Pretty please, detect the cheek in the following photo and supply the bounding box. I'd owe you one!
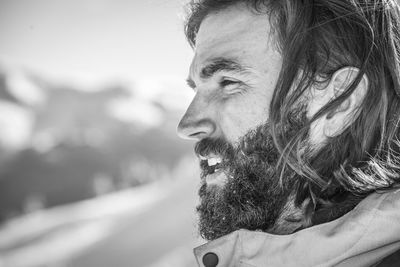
[218,96,270,142]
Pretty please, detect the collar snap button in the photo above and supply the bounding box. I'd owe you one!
[202,252,219,267]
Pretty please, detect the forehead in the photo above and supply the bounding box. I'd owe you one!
[191,4,276,74]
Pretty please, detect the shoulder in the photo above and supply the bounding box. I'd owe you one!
[355,188,400,220]
[193,189,400,267]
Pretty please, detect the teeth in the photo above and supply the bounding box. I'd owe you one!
[208,158,217,166]
[207,157,222,166]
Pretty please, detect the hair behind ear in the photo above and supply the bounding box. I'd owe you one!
[331,67,368,101]
[305,67,369,145]
[321,67,369,138]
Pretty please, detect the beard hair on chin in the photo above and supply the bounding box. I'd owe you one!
[196,106,309,241]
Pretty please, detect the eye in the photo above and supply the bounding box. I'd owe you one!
[219,79,241,88]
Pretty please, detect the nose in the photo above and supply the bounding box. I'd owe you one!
[177,94,216,141]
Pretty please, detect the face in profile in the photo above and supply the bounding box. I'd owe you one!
[178,5,310,240]
[177,0,399,242]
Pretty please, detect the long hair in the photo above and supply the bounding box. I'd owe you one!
[184,0,400,216]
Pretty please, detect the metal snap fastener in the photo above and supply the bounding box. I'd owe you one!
[202,252,219,267]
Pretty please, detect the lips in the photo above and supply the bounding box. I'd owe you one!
[198,154,229,187]
[198,154,224,176]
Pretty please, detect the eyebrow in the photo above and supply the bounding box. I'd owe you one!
[186,58,250,89]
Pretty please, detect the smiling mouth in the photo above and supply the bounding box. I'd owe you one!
[199,154,222,174]
[199,155,228,186]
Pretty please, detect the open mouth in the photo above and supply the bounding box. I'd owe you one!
[198,154,229,187]
[199,155,223,176]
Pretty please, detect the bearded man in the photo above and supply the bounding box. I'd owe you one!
[177,0,400,266]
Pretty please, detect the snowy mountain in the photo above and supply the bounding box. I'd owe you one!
[0,68,194,222]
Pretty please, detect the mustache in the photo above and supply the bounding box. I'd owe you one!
[194,137,234,159]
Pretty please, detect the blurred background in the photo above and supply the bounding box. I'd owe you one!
[0,0,202,266]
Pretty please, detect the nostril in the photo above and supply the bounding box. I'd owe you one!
[177,119,216,140]
[189,131,208,139]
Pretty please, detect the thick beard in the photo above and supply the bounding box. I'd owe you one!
[195,106,308,241]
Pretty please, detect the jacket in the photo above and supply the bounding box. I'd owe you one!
[194,189,400,267]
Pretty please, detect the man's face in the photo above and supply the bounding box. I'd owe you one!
[178,4,283,185]
[178,4,306,240]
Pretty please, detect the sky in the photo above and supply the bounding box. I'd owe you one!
[0,0,194,87]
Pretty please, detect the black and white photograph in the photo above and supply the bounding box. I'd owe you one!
[1,0,400,266]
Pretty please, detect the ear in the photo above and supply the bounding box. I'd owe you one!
[322,67,368,138]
